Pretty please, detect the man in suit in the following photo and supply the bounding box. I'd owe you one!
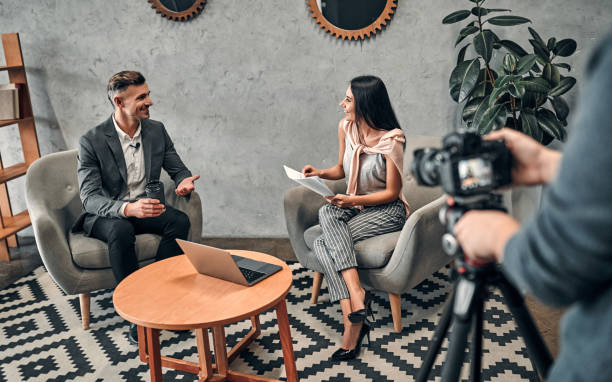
[74,71,199,342]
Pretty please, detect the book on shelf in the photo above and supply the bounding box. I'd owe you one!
[0,83,23,120]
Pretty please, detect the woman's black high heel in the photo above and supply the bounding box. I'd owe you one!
[348,290,375,323]
[331,322,371,361]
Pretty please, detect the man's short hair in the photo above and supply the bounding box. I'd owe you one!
[107,71,146,106]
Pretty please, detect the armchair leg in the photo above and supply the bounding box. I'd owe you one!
[79,293,91,330]
[389,293,402,333]
[311,271,323,304]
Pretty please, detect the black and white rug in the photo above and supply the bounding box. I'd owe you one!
[0,263,538,381]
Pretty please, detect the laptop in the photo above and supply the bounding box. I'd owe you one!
[176,239,282,286]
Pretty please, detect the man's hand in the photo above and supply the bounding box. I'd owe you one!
[453,209,520,263]
[325,194,354,208]
[175,174,200,196]
[486,128,561,186]
[125,198,165,218]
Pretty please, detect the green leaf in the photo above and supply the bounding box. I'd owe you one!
[493,74,513,88]
[528,27,547,50]
[499,40,528,57]
[455,25,479,46]
[476,104,506,135]
[473,95,492,127]
[519,77,551,93]
[462,97,484,122]
[449,59,481,103]
[470,69,495,98]
[547,37,556,51]
[550,96,569,121]
[503,53,518,73]
[509,83,526,99]
[554,63,572,71]
[536,109,565,141]
[450,84,461,102]
[544,63,561,86]
[529,39,550,60]
[520,109,538,138]
[486,8,511,13]
[473,30,495,64]
[553,39,577,57]
[457,44,469,64]
[488,83,509,106]
[516,54,537,75]
[487,15,531,26]
[443,10,471,24]
[548,76,576,97]
[471,7,488,16]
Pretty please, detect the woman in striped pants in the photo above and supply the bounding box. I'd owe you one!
[302,75,408,361]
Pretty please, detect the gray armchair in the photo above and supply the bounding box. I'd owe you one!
[25,149,202,329]
[283,136,450,332]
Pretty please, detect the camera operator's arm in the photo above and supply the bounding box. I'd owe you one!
[486,128,561,186]
[302,120,346,180]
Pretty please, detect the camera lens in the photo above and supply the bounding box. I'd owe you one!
[411,148,441,187]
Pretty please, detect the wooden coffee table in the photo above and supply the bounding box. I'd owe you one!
[112,250,297,381]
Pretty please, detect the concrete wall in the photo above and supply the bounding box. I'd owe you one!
[1,1,610,237]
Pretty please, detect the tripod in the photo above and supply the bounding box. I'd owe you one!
[415,196,554,382]
[415,257,553,381]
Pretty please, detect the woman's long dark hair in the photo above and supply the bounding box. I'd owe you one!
[350,75,401,131]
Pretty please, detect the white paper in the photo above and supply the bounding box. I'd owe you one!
[283,165,335,197]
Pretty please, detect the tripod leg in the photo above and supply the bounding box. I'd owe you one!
[497,274,553,380]
[415,289,456,382]
[469,293,484,382]
[441,277,479,382]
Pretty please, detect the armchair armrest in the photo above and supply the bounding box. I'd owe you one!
[362,195,451,294]
[162,177,203,243]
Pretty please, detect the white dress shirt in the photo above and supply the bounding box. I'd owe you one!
[113,115,146,217]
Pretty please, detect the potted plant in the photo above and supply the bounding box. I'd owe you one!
[443,0,577,144]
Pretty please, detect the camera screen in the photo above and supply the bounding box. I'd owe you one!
[458,157,493,191]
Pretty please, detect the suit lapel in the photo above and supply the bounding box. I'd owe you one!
[141,118,153,181]
[103,116,128,186]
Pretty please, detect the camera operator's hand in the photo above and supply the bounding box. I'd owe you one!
[124,198,165,218]
[485,128,561,186]
[453,210,520,263]
[325,194,354,208]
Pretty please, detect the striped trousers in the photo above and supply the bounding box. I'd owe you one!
[313,199,407,302]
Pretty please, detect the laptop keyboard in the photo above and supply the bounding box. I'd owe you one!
[238,267,266,283]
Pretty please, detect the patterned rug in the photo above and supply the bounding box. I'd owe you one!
[0,263,538,381]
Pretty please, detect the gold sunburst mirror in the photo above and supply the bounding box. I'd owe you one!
[306,0,397,41]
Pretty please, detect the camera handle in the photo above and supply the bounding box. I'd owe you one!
[415,196,553,382]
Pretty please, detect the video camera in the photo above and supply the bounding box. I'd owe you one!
[411,130,512,197]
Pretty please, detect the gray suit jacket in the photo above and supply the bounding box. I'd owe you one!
[73,115,192,235]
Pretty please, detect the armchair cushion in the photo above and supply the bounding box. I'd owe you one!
[69,233,159,269]
[304,225,400,269]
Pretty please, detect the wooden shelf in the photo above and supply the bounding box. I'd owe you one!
[0,162,28,183]
[0,65,24,71]
[0,210,30,239]
[0,116,33,128]
[0,33,40,261]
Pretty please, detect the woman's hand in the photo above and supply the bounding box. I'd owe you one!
[325,194,354,208]
[302,165,322,178]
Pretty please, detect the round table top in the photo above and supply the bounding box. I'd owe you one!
[112,250,293,330]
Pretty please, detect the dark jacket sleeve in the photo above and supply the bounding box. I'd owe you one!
[77,134,124,218]
[160,124,192,188]
[502,36,612,307]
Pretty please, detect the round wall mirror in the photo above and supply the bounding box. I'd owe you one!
[148,0,207,21]
[306,0,397,40]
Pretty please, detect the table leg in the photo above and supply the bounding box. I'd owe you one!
[275,299,298,382]
[212,326,228,378]
[137,325,147,362]
[196,328,213,381]
[146,327,163,381]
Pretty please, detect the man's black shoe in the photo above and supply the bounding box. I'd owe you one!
[128,323,138,345]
